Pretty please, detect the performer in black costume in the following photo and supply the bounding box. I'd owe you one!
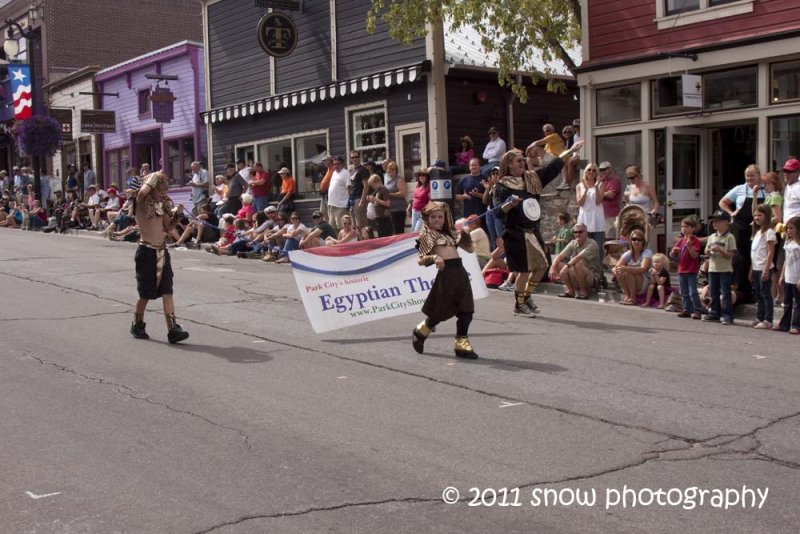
[494,140,585,315]
[412,201,478,359]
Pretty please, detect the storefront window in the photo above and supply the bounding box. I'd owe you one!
[108,151,119,188]
[596,133,642,174]
[105,147,129,189]
[704,66,757,110]
[652,77,693,117]
[771,60,800,104]
[596,83,641,125]
[770,116,800,171]
[167,137,195,186]
[252,130,329,198]
[349,105,387,163]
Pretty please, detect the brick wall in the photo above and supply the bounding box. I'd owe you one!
[45,0,202,82]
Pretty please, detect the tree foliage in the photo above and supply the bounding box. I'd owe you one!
[367,0,581,103]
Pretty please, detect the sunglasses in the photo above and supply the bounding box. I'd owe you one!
[291,216,299,220]
[574,230,586,234]
[586,169,597,173]
[630,238,643,242]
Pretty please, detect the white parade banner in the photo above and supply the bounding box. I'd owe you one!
[288,234,488,333]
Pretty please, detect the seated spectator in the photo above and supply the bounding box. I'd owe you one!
[261,213,290,261]
[613,228,653,305]
[549,223,603,299]
[300,210,338,249]
[104,189,136,238]
[325,214,358,246]
[0,200,23,228]
[276,167,296,214]
[642,252,672,309]
[210,218,248,255]
[22,199,47,229]
[236,193,255,225]
[274,211,309,263]
[482,239,512,289]
[174,203,219,248]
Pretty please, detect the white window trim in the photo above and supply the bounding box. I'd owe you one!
[655,0,753,30]
[344,101,388,161]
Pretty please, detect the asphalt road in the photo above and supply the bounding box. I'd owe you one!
[1,230,798,534]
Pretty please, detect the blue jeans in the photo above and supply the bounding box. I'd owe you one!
[280,237,300,257]
[486,209,504,250]
[678,273,703,314]
[778,283,800,331]
[411,210,423,232]
[708,271,733,321]
[252,195,268,213]
[751,271,773,323]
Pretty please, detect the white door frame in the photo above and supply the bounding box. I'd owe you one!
[395,122,428,186]
[665,126,709,237]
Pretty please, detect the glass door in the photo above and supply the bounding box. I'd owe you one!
[665,127,708,240]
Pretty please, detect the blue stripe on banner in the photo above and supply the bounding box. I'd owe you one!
[290,247,418,276]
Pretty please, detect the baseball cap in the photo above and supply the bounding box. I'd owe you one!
[87,184,97,190]
[278,167,290,174]
[710,210,731,222]
[782,158,800,172]
[598,161,612,170]
[107,187,117,195]
[488,127,498,134]
[572,119,580,127]
[333,155,345,163]
[312,210,322,218]
[265,206,277,214]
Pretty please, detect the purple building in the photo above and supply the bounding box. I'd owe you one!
[95,41,206,191]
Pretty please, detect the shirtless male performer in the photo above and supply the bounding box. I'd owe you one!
[130,171,190,343]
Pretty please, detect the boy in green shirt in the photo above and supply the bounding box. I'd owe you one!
[703,210,737,325]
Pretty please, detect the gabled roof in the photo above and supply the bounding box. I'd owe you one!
[95,40,203,80]
[443,19,579,77]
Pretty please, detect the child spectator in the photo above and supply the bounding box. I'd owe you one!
[546,212,573,257]
[366,174,392,238]
[642,253,671,308]
[750,204,776,328]
[670,217,704,319]
[703,211,737,325]
[775,216,800,334]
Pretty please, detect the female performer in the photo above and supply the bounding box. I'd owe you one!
[412,202,478,359]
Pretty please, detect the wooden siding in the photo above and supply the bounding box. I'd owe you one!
[207,0,426,109]
[209,81,428,173]
[99,51,204,151]
[587,0,800,65]
[207,0,272,108]
[444,75,579,163]
[49,76,99,181]
[335,1,425,80]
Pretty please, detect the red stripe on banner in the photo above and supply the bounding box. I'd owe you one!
[304,232,419,257]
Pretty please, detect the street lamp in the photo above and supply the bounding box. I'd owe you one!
[4,7,43,201]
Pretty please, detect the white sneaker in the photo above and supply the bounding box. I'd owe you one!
[497,281,514,292]
[754,321,772,329]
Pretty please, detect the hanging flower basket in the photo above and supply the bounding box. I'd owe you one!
[13,115,64,157]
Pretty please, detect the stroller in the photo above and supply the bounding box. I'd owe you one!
[604,204,650,268]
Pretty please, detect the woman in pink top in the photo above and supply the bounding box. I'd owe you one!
[449,136,474,174]
[409,168,431,232]
[235,193,255,225]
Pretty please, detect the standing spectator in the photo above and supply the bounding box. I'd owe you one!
[481,127,506,175]
[718,164,766,302]
[318,155,334,221]
[189,161,209,215]
[449,135,474,175]
[0,170,7,193]
[558,124,580,190]
[82,162,96,189]
[251,162,271,212]
[224,163,247,215]
[624,165,660,251]
[703,211,737,325]
[754,171,783,227]
[456,158,486,219]
[750,204,776,328]
[775,216,800,333]
[348,150,370,233]
[409,168,431,232]
[327,156,351,230]
[782,158,800,223]
[598,161,622,235]
[276,167,296,214]
[481,166,503,250]
[66,165,79,194]
[383,159,408,234]
[236,159,250,181]
[126,166,138,189]
[572,119,582,143]
[366,174,392,238]
[670,217,704,319]
[576,163,606,255]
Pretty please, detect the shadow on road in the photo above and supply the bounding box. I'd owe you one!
[170,342,276,364]
[423,351,568,374]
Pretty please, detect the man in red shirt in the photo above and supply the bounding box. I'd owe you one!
[251,162,271,212]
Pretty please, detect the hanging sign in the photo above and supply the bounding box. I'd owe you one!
[257,13,298,58]
[682,74,702,108]
[81,110,116,133]
[50,108,74,141]
[9,64,33,119]
[150,86,176,123]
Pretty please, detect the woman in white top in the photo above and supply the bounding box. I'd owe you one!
[775,216,800,333]
[576,163,606,255]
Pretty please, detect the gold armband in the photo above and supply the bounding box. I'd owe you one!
[418,255,438,266]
